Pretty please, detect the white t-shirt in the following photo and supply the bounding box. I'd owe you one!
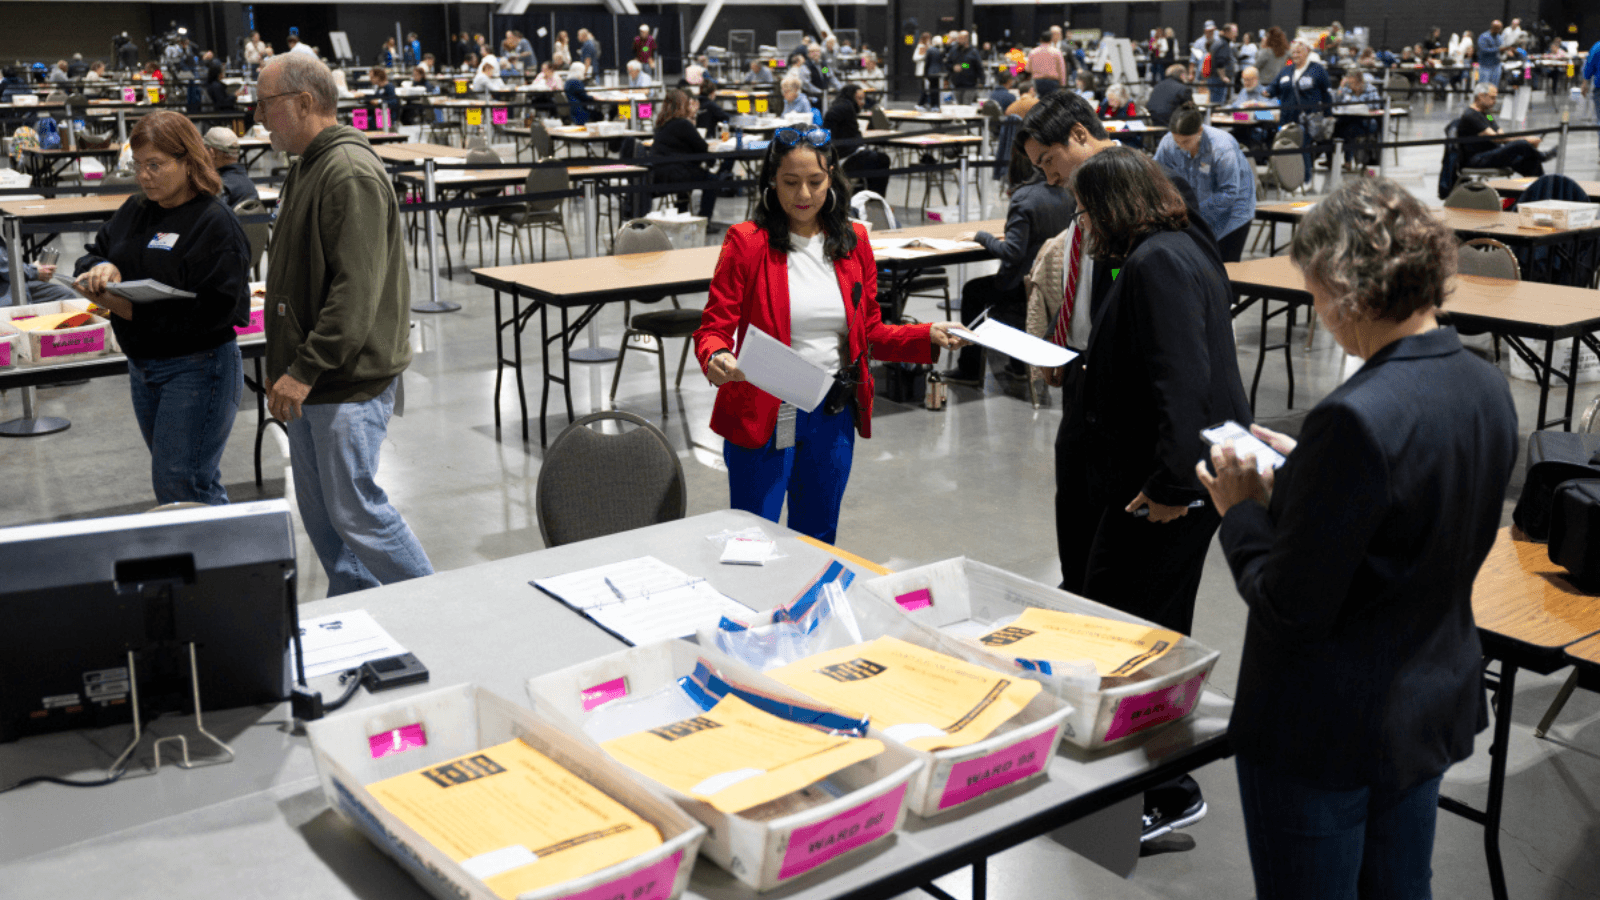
[291,42,318,58]
[786,231,848,374]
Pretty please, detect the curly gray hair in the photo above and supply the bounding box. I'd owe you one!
[1289,177,1458,323]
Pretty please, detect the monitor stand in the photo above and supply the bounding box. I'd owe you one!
[107,643,236,781]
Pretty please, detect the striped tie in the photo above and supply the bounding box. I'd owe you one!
[1052,224,1084,348]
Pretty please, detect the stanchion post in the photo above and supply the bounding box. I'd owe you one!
[115,109,127,146]
[957,156,969,223]
[584,179,599,259]
[570,178,618,369]
[6,216,26,306]
[412,159,460,313]
[1556,120,1569,176]
[1327,138,1344,192]
[1378,96,1391,179]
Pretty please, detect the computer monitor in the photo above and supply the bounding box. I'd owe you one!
[0,500,298,744]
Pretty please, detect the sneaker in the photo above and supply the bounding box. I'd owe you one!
[1141,795,1208,843]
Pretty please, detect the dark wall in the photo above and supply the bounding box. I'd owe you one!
[0,2,148,65]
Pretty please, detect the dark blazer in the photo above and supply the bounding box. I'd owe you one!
[975,178,1073,292]
[650,116,709,184]
[1146,76,1194,126]
[822,96,861,140]
[1220,326,1517,791]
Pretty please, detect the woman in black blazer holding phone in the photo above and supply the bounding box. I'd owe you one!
[1198,177,1518,900]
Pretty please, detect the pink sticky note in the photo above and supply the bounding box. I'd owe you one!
[581,676,629,711]
[351,108,369,130]
[556,851,681,900]
[38,330,104,358]
[0,342,11,367]
[121,86,137,103]
[368,723,427,759]
[491,107,508,125]
[895,588,932,611]
[778,782,906,880]
[1420,72,1430,84]
[639,103,653,120]
[937,727,1056,809]
[1233,111,1249,121]
[1103,670,1208,742]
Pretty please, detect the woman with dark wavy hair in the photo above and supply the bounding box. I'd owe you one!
[692,127,962,542]
[1198,177,1518,899]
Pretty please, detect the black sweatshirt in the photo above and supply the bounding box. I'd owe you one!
[76,193,250,360]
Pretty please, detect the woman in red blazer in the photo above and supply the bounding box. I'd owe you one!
[694,127,961,543]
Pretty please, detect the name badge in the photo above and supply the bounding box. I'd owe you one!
[1298,76,1313,89]
[147,232,180,250]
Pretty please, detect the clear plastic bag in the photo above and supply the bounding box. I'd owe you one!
[712,581,863,671]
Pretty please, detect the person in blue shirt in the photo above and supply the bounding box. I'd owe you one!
[780,76,811,116]
[988,71,1017,111]
[1585,40,1600,154]
[1477,22,1504,88]
[1331,69,1382,169]
[1154,105,1256,263]
[563,62,597,126]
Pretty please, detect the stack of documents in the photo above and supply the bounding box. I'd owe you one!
[950,319,1077,368]
[735,326,832,412]
[869,237,982,260]
[367,739,663,898]
[533,557,756,646]
[970,609,1182,679]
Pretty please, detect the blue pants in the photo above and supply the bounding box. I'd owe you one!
[1237,756,1444,900]
[287,379,434,596]
[723,405,854,544]
[1207,79,1230,105]
[128,342,242,506]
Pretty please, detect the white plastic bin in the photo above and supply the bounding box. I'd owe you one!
[528,640,923,892]
[700,591,1075,818]
[857,558,1220,751]
[306,684,705,900]
[0,299,116,362]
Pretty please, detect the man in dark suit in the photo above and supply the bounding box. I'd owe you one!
[1147,63,1195,126]
[1020,89,1238,842]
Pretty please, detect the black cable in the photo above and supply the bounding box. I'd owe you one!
[0,768,127,794]
[321,669,364,713]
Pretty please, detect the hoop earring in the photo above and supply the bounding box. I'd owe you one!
[760,188,774,212]
[823,189,837,213]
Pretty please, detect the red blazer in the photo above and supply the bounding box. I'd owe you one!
[694,221,935,449]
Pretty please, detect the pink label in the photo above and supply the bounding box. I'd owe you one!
[122,87,138,103]
[38,329,104,358]
[1103,670,1209,742]
[368,723,427,759]
[556,850,681,900]
[491,107,509,125]
[638,103,653,120]
[895,588,932,611]
[1420,72,1429,84]
[234,307,265,336]
[581,676,629,711]
[0,341,10,367]
[778,782,906,880]
[937,727,1056,809]
[1233,111,1249,120]
[351,108,370,130]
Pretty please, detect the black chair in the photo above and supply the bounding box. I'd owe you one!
[536,410,686,547]
[608,220,702,416]
[495,166,573,264]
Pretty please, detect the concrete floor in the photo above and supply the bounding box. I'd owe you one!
[3,88,1599,898]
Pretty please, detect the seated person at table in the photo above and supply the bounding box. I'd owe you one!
[1006,79,1039,118]
[988,71,1017,112]
[1155,104,1256,263]
[564,62,597,125]
[460,52,478,74]
[1147,63,1195,126]
[1072,71,1097,104]
[203,127,258,207]
[48,60,69,83]
[404,65,442,125]
[1231,66,1277,106]
[530,61,561,91]
[743,59,774,85]
[780,75,812,117]
[471,60,505,93]
[1097,82,1138,119]
[825,85,889,196]
[1458,82,1554,177]
[367,65,400,121]
[859,54,887,94]
[695,80,730,134]
[650,89,719,219]
[0,244,78,303]
[1332,69,1382,168]
[626,60,653,89]
[84,61,107,84]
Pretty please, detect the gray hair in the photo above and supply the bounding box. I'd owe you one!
[781,75,802,91]
[1289,177,1458,323]
[1106,83,1129,103]
[261,53,337,115]
[1473,81,1498,98]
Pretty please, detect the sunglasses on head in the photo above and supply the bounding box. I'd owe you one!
[773,126,831,148]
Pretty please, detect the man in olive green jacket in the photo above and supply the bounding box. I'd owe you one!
[258,52,432,595]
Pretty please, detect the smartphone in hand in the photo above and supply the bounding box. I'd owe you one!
[1201,421,1287,474]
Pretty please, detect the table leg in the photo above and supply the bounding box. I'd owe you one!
[1250,294,1270,411]
[0,385,72,436]
[493,289,505,435]
[1564,337,1580,431]
[6,215,26,307]
[561,305,575,424]
[1437,660,1514,900]
[1538,338,1554,431]
[539,302,552,447]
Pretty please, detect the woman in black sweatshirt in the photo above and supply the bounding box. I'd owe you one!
[75,110,250,506]
[650,88,718,218]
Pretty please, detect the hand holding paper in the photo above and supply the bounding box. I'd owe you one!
[949,319,1078,368]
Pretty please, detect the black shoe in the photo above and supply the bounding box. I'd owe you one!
[1001,374,1033,401]
[1141,779,1207,842]
[1539,147,1559,162]
[937,369,981,387]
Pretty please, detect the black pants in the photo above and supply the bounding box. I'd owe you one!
[953,275,1026,379]
[842,148,890,197]
[1218,223,1250,264]
[922,76,942,107]
[1468,142,1545,178]
[1055,425,1219,636]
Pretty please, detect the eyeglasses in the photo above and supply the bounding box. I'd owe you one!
[134,155,182,176]
[774,126,831,149]
[255,90,306,107]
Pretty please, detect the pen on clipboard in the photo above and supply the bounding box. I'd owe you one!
[603,576,628,601]
[1133,500,1207,518]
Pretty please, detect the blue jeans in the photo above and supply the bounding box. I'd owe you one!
[286,379,433,596]
[1207,79,1230,105]
[1236,756,1443,900]
[127,342,242,506]
[723,405,854,544]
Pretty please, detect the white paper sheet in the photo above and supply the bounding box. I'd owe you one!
[103,279,197,303]
[736,326,833,412]
[533,556,700,610]
[532,556,756,645]
[950,319,1079,368]
[292,610,408,680]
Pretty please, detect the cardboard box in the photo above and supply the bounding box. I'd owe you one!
[857,558,1220,751]
[701,591,1075,818]
[528,640,923,892]
[0,299,115,363]
[1518,199,1598,230]
[306,684,705,900]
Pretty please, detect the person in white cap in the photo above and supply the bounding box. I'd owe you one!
[203,127,258,207]
[1192,21,1217,64]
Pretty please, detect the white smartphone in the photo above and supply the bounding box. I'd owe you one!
[1201,421,1287,474]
